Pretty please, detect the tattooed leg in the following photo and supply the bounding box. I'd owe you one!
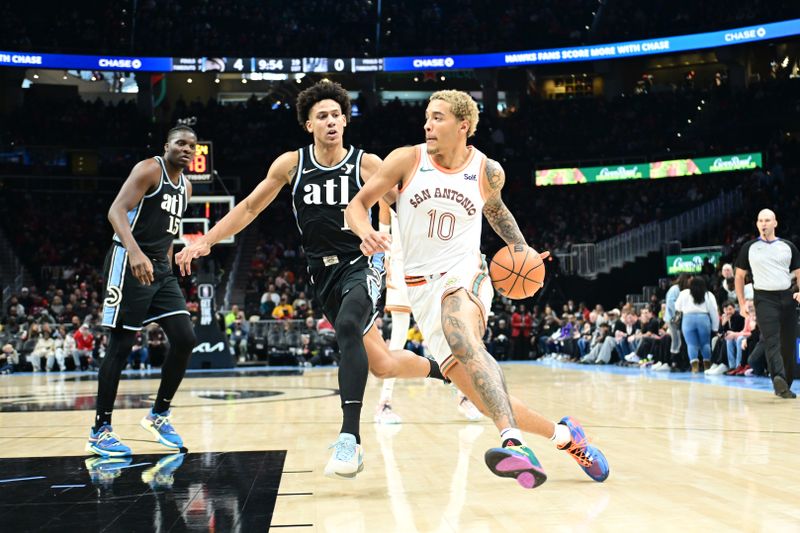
[442,289,516,430]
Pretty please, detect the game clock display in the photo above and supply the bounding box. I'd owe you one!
[185,141,213,183]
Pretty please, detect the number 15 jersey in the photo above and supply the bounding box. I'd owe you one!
[396,144,487,276]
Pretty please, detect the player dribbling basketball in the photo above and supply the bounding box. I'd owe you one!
[347,90,610,488]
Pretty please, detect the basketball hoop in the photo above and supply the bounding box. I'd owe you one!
[181,232,205,247]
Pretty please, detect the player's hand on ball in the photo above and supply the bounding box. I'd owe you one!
[360,231,391,256]
[175,241,212,276]
[129,249,155,286]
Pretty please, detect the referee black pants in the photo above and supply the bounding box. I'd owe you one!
[754,289,797,387]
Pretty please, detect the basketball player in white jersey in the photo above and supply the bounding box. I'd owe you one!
[346,90,609,489]
[375,201,482,424]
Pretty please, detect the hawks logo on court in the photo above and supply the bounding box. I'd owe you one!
[103,286,122,308]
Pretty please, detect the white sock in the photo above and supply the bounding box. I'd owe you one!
[389,312,410,351]
[550,423,571,447]
[500,427,524,445]
[380,378,396,405]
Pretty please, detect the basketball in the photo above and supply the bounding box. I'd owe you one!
[489,244,547,299]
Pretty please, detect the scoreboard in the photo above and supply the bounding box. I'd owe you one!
[185,141,213,183]
[171,57,383,74]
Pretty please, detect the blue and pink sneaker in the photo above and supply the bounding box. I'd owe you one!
[484,442,547,489]
[557,416,610,482]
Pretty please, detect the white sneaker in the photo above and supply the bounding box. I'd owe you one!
[704,363,719,375]
[457,394,483,421]
[654,362,671,372]
[652,362,663,370]
[710,363,728,375]
[624,352,640,363]
[324,433,364,480]
[374,402,402,425]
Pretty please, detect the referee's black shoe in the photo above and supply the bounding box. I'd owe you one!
[772,376,797,399]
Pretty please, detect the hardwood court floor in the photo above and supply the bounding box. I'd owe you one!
[0,363,798,532]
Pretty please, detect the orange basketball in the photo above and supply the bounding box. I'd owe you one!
[489,245,547,300]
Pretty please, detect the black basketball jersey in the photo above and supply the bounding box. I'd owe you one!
[113,156,188,260]
[291,145,368,260]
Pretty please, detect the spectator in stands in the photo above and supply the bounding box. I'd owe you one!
[73,323,96,371]
[128,331,149,370]
[580,322,616,364]
[1,343,18,374]
[229,315,249,361]
[716,264,737,306]
[406,322,424,356]
[489,317,511,360]
[615,310,641,361]
[676,276,719,373]
[55,324,79,371]
[716,301,746,375]
[224,304,241,334]
[271,294,294,320]
[664,274,690,371]
[30,328,56,371]
[260,283,280,316]
[626,307,662,365]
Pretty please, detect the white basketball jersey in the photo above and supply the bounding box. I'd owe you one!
[396,144,487,275]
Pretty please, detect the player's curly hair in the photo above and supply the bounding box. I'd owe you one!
[429,90,480,137]
[296,81,351,128]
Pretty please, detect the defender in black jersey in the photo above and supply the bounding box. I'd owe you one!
[176,81,445,479]
[86,126,199,458]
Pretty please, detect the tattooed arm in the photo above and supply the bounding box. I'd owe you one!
[482,158,526,246]
[175,150,296,275]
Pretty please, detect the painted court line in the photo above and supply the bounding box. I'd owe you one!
[0,476,46,484]
[51,484,86,489]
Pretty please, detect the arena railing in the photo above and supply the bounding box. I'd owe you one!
[566,188,742,278]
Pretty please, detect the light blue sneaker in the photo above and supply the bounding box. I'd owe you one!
[324,433,364,479]
[85,456,133,488]
[558,416,610,482]
[141,453,186,490]
[85,424,132,457]
[140,409,184,449]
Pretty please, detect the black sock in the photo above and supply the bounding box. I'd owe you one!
[427,358,447,381]
[153,315,197,414]
[342,402,362,444]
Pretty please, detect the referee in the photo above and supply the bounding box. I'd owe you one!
[735,209,798,399]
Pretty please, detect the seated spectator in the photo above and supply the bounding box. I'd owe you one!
[229,315,250,361]
[272,294,295,320]
[54,324,79,371]
[615,310,642,362]
[1,343,19,374]
[260,284,280,316]
[406,322,424,356]
[30,328,56,371]
[579,323,616,364]
[73,323,96,370]
[128,330,150,370]
[718,301,745,375]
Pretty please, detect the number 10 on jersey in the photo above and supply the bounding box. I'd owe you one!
[427,209,455,240]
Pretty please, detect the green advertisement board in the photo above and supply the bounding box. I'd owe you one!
[666,252,722,275]
[535,152,762,186]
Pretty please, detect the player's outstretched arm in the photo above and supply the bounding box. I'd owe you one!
[345,146,415,256]
[482,158,527,247]
[109,159,161,285]
[175,151,297,275]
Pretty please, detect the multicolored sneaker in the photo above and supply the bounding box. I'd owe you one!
[484,442,547,489]
[85,456,133,488]
[374,402,402,424]
[85,424,132,457]
[557,416,610,482]
[141,453,186,490]
[140,409,184,449]
[457,394,483,422]
[324,433,364,480]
